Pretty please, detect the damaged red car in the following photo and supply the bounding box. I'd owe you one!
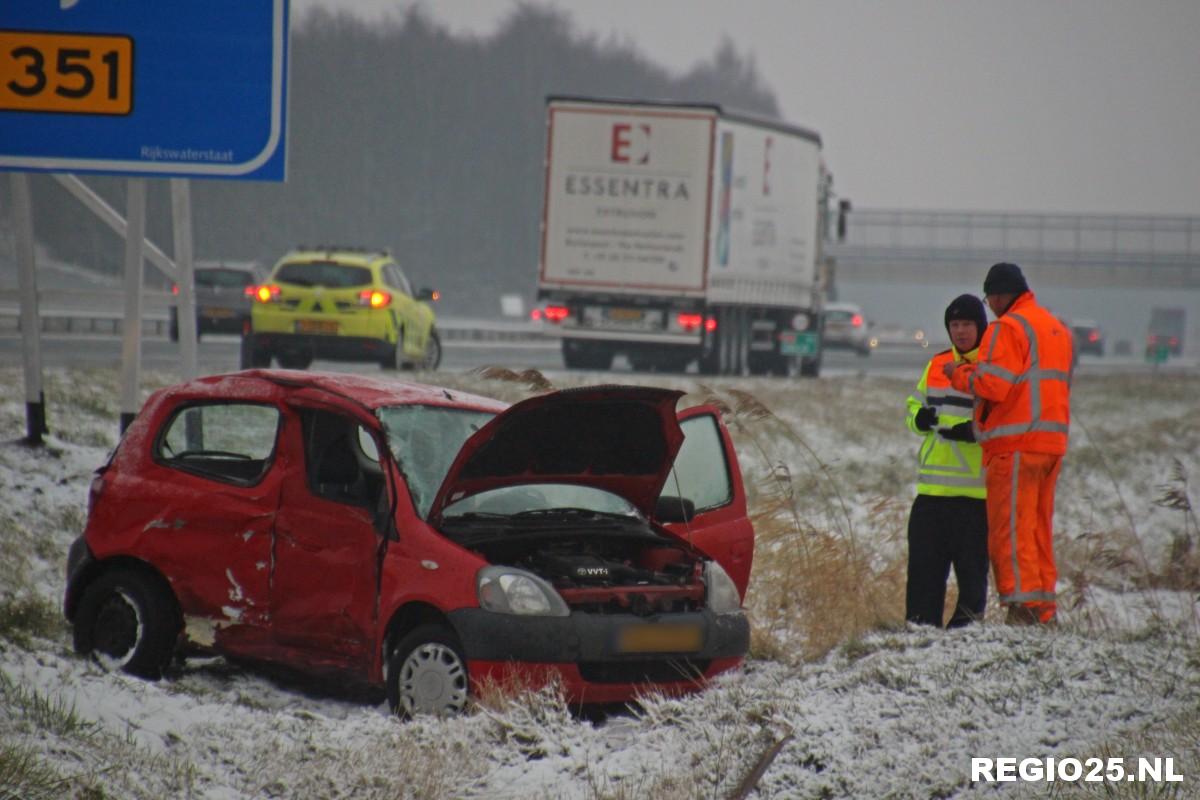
[65,370,754,715]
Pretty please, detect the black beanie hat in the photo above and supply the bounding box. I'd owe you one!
[944,293,987,350]
[983,262,1029,296]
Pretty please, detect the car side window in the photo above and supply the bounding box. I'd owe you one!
[157,403,280,485]
[663,414,733,512]
[301,409,384,508]
[387,263,413,297]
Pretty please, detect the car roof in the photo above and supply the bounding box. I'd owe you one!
[276,248,391,268]
[194,261,263,274]
[150,370,507,415]
[824,301,862,311]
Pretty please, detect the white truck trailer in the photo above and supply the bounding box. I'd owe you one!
[537,96,831,375]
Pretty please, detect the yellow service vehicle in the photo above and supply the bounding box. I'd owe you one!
[242,247,440,371]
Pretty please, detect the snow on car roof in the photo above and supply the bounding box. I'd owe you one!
[154,370,508,413]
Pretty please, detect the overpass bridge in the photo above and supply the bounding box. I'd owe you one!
[827,209,1200,289]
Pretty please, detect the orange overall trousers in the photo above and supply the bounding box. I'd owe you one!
[985,451,1061,623]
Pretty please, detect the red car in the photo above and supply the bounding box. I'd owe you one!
[64,371,754,715]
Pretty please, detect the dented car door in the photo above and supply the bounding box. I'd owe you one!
[267,406,384,674]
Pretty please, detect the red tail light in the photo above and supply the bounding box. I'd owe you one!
[1169,336,1179,346]
[243,285,257,298]
[171,284,179,295]
[1088,331,1100,342]
[530,308,543,321]
[359,289,392,309]
[705,316,717,332]
[254,284,281,303]
[544,305,569,323]
[851,314,864,327]
[430,290,441,302]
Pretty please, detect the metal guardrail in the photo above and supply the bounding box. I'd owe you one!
[0,291,549,343]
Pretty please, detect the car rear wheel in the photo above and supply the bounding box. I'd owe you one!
[277,352,313,370]
[418,329,441,371]
[386,625,469,718]
[239,335,271,369]
[382,330,405,370]
[73,569,179,680]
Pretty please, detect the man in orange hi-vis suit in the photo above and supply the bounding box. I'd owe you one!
[942,263,1073,625]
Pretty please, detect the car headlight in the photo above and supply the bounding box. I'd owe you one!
[477,566,569,617]
[704,561,741,613]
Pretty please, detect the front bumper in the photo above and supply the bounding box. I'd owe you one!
[448,607,749,701]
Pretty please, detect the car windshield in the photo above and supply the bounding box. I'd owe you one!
[275,261,372,288]
[196,269,256,289]
[377,405,495,518]
[442,484,640,520]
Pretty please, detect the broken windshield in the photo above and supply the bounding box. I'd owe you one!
[377,405,495,519]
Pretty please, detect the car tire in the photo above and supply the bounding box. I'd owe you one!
[168,309,179,343]
[277,352,313,370]
[382,330,405,370]
[418,329,441,371]
[386,625,469,719]
[239,335,271,369]
[72,568,180,680]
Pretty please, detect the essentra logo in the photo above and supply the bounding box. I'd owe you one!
[611,123,651,165]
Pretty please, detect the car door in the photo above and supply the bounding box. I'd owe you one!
[384,262,430,358]
[659,406,755,598]
[268,405,386,676]
[143,401,282,644]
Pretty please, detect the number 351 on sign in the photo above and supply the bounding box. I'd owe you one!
[1,30,133,115]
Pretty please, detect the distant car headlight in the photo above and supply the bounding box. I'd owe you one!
[704,561,741,613]
[791,312,811,330]
[477,566,569,617]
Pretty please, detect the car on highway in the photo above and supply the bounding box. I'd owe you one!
[822,301,871,356]
[242,247,440,371]
[1070,319,1105,357]
[169,261,266,341]
[64,371,754,715]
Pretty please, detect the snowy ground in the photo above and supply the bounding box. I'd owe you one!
[1,365,1198,799]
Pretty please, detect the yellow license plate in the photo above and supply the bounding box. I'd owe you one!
[608,308,644,322]
[616,623,703,654]
[0,31,134,115]
[296,319,338,334]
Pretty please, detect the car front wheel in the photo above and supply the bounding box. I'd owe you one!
[72,569,180,679]
[386,625,469,718]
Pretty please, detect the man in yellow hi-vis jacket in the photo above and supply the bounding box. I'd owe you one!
[905,294,989,627]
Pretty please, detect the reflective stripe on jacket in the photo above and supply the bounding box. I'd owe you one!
[907,348,986,498]
[950,292,1072,460]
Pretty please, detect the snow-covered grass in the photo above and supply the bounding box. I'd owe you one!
[1,365,1198,798]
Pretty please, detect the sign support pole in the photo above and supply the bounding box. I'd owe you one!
[118,178,147,433]
[170,178,198,379]
[10,173,47,445]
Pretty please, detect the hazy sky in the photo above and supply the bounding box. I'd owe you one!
[294,0,1200,217]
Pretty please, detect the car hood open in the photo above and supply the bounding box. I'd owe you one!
[428,386,685,523]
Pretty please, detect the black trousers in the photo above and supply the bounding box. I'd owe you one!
[905,494,989,628]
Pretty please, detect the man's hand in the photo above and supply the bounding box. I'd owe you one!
[941,361,958,381]
[914,406,938,432]
[938,421,976,442]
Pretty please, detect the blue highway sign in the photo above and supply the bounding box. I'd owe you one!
[0,0,288,181]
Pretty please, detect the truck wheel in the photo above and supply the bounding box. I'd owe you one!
[386,625,469,719]
[799,355,821,377]
[73,568,180,680]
